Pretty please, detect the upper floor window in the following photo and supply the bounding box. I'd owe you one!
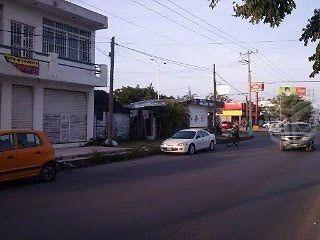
[42,18,91,63]
[10,21,35,59]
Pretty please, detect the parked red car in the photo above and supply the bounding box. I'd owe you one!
[220,121,233,130]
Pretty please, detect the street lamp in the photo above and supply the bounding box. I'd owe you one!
[151,58,166,100]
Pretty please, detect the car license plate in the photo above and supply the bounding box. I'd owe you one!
[291,144,298,147]
[166,147,172,151]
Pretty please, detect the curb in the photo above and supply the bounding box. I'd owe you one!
[58,136,254,170]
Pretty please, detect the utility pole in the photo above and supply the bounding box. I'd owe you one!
[240,50,258,136]
[213,64,217,135]
[280,95,282,121]
[107,36,115,145]
[255,92,259,125]
[245,93,249,131]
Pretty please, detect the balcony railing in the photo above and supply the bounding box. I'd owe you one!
[0,44,103,77]
[0,44,108,86]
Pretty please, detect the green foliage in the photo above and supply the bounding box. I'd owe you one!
[207,93,231,103]
[114,84,174,104]
[272,94,313,122]
[208,0,319,78]
[114,84,158,105]
[300,9,320,78]
[160,100,189,137]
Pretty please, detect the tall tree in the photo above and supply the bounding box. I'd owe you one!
[114,84,158,104]
[208,0,320,78]
[271,94,313,122]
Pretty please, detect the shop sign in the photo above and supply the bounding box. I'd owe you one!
[4,54,39,75]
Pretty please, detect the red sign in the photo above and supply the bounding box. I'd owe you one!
[250,82,265,92]
[223,102,243,110]
[4,54,39,75]
[296,87,307,97]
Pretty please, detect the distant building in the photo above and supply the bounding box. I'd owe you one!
[310,109,320,126]
[0,0,108,147]
[94,90,130,140]
[128,98,222,140]
[219,101,259,126]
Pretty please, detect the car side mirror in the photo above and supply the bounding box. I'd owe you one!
[196,136,201,139]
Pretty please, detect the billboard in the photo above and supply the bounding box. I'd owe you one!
[279,87,307,97]
[296,87,307,97]
[217,84,230,95]
[251,82,265,92]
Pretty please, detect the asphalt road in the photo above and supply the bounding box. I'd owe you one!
[2,133,320,240]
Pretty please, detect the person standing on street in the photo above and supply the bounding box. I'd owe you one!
[228,123,240,147]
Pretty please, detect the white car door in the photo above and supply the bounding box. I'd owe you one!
[201,130,211,147]
[194,131,204,150]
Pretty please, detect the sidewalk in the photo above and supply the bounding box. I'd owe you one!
[55,146,129,162]
[56,133,254,169]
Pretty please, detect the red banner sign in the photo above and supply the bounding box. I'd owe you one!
[4,54,39,75]
[251,82,265,92]
[296,87,307,97]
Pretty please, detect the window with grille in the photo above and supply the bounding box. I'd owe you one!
[10,21,35,59]
[43,18,91,63]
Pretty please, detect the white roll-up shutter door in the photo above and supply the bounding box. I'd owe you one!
[12,85,33,129]
[43,89,87,144]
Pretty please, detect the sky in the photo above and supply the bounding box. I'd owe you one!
[74,0,319,105]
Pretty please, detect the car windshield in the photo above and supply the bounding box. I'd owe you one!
[284,124,310,132]
[172,131,196,139]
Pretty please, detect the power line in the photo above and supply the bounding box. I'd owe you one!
[130,0,240,54]
[76,0,295,88]
[73,0,226,60]
[160,0,297,84]
[97,39,298,45]
[163,0,254,51]
[116,43,211,71]
[216,72,245,94]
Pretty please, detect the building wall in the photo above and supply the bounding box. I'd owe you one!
[0,0,95,59]
[0,76,94,146]
[188,105,210,128]
[0,0,108,87]
[94,111,130,140]
[0,0,108,147]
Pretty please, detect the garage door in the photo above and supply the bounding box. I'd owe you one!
[12,85,33,129]
[43,89,87,144]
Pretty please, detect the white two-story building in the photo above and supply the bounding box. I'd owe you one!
[0,0,108,147]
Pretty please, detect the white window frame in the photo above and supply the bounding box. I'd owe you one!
[42,18,91,63]
[10,20,35,59]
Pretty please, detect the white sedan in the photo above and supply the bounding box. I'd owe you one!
[160,129,216,154]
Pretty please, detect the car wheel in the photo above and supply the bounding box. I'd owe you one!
[188,144,196,155]
[280,145,285,151]
[306,143,314,152]
[39,163,57,182]
[209,141,215,151]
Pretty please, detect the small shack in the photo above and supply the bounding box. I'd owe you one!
[94,90,130,140]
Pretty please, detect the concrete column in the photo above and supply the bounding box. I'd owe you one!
[2,18,11,47]
[1,82,12,130]
[33,85,44,130]
[87,88,94,140]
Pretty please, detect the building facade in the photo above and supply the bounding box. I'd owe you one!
[94,90,130,140]
[0,0,108,147]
